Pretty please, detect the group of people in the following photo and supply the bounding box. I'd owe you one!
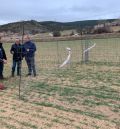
[0,35,37,80]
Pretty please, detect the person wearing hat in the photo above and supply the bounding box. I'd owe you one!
[0,37,7,79]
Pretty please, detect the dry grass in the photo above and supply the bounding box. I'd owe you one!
[0,39,120,129]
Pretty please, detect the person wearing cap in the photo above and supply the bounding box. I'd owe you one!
[24,35,37,77]
[10,38,25,77]
[0,37,7,79]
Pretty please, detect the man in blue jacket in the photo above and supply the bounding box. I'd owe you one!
[0,37,7,79]
[24,35,36,77]
[10,38,25,77]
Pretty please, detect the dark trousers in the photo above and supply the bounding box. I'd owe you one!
[25,56,36,75]
[12,60,21,75]
[0,63,3,77]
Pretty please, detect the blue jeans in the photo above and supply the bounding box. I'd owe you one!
[12,60,21,75]
[25,56,36,75]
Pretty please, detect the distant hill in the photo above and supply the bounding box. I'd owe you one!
[0,20,48,34]
[0,19,117,34]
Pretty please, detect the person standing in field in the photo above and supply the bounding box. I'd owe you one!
[10,38,25,77]
[24,35,37,77]
[0,37,7,79]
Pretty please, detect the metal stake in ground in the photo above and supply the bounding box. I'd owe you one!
[81,32,84,63]
[18,21,24,99]
[84,40,89,63]
[56,41,60,68]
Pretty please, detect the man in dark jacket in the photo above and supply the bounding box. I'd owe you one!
[0,37,7,79]
[24,35,36,77]
[10,38,25,77]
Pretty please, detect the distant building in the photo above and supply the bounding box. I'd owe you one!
[94,24,104,29]
[71,33,79,37]
[49,33,53,37]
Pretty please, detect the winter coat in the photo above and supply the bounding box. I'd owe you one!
[10,43,25,61]
[24,41,36,57]
[0,43,7,61]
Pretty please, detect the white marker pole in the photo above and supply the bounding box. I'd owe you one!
[83,43,96,53]
[60,48,71,68]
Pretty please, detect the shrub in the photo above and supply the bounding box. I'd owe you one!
[93,26,112,34]
[53,31,61,37]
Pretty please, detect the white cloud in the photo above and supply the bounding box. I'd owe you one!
[0,0,120,25]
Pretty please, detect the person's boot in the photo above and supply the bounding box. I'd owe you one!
[11,71,14,77]
[17,71,20,76]
[33,74,36,77]
[26,73,31,76]
[0,75,4,79]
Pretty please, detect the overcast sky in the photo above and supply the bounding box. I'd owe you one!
[0,0,120,25]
